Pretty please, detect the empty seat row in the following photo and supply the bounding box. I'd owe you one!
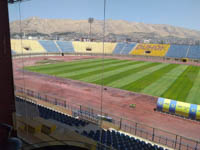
[82,130,168,150]
[38,106,88,127]
[56,41,74,53]
[187,45,200,59]
[39,40,60,53]
[15,97,89,127]
[165,45,189,58]
[113,43,136,55]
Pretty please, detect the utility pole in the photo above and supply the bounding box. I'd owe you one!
[88,18,94,41]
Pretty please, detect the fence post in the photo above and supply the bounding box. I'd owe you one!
[135,123,137,135]
[55,99,57,105]
[64,101,66,108]
[174,135,178,149]
[152,128,155,142]
[119,118,122,130]
[91,108,93,116]
[195,141,198,150]
[80,105,82,113]
[38,93,40,99]
[179,136,182,150]
[146,131,148,139]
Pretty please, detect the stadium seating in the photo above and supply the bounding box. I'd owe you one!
[39,40,60,53]
[56,41,75,53]
[11,39,200,62]
[187,45,200,59]
[165,45,189,58]
[112,43,124,54]
[15,97,170,150]
[15,97,39,119]
[82,130,167,150]
[38,106,88,127]
[72,41,116,54]
[113,43,136,55]
[121,43,136,54]
[11,39,46,54]
[15,97,89,127]
[131,44,170,57]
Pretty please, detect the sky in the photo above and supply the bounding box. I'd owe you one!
[8,0,200,31]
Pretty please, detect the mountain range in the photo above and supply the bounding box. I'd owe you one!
[10,17,200,43]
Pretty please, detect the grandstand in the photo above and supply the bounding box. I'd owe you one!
[72,41,116,54]
[15,96,169,150]
[82,130,167,150]
[131,44,170,57]
[10,39,200,63]
[165,45,189,58]
[113,43,136,55]
[11,39,46,54]
[187,45,200,59]
[56,41,75,53]
[39,40,60,53]
[15,96,98,149]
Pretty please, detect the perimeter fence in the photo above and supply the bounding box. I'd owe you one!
[15,86,200,150]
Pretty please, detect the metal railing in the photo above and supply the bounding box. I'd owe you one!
[12,52,200,64]
[15,86,200,150]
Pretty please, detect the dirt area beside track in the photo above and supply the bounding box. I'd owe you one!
[13,55,200,145]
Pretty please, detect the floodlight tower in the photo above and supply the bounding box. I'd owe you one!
[88,17,94,41]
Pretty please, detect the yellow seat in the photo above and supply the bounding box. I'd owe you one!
[34,117,56,135]
[72,41,116,54]
[131,44,170,57]
[11,39,46,54]
[15,115,41,134]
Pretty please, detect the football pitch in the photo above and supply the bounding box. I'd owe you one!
[24,58,200,104]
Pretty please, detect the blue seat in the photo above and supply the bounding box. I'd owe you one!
[165,45,189,58]
[187,45,200,59]
[113,43,136,55]
[56,41,74,53]
[39,40,60,53]
[82,129,167,150]
[16,97,89,128]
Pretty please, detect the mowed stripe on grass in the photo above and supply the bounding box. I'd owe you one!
[81,61,150,83]
[161,65,200,101]
[186,70,200,104]
[110,63,168,88]
[25,58,103,72]
[93,62,160,85]
[121,64,178,92]
[141,65,188,97]
[42,59,116,75]
[57,59,127,78]
[68,60,143,80]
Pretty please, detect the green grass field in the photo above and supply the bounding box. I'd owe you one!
[24,58,200,104]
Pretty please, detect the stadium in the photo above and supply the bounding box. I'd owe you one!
[1,0,200,150]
